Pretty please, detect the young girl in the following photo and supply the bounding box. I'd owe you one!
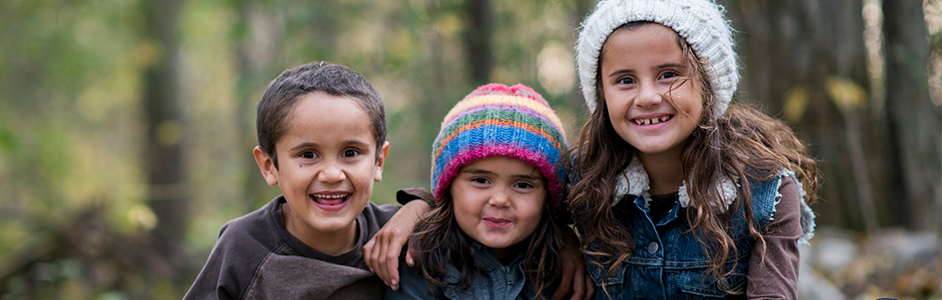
[385,83,570,300]
[568,0,819,298]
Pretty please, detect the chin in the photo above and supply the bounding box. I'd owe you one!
[310,217,358,233]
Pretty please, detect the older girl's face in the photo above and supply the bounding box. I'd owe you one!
[600,23,703,161]
[449,156,546,260]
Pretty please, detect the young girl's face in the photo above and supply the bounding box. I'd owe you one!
[449,155,547,259]
[600,23,703,160]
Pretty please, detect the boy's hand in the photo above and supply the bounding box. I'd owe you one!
[363,199,429,290]
[552,227,595,300]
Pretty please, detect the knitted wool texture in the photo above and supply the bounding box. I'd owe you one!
[576,0,739,116]
[430,83,568,208]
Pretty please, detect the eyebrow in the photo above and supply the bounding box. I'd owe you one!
[288,140,371,151]
[461,169,494,175]
[511,174,543,181]
[460,169,543,180]
[606,63,687,78]
[289,142,318,151]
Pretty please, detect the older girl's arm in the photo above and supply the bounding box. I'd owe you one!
[746,176,802,299]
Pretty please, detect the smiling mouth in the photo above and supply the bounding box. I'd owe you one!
[632,115,672,125]
[483,217,511,227]
[310,193,350,206]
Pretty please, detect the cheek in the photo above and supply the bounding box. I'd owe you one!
[451,199,480,231]
[449,189,479,224]
[519,198,546,226]
[679,96,704,122]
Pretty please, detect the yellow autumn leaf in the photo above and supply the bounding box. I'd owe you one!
[784,85,809,123]
[826,76,868,112]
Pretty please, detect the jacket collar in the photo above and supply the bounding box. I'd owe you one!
[613,156,738,211]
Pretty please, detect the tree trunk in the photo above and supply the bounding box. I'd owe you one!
[233,0,285,211]
[464,0,493,86]
[720,0,876,230]
[141,0,188,275]
[883,0,942,232]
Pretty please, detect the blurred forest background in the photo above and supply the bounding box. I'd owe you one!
[0,0,939,299]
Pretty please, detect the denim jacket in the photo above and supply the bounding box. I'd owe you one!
[573,161,813,300]
[386,241,554,300]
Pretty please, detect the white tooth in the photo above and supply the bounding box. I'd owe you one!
[651,118,660,125]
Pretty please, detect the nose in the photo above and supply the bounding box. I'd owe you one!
[319,160,346,184]
[635,81,664,107]
[488,188,511,208]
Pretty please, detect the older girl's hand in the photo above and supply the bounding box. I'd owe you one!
[552,227,595,300]
[363,199,429,290]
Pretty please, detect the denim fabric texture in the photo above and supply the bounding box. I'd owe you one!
[386,242,555,300]
[579,174,783,300]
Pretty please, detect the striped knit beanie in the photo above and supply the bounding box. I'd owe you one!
[576,0,739,116]
[431,83,568,208]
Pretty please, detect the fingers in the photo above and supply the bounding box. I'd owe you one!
[363,238,376,273]
[569,263,585,300]
[378,232,393,288]
[551,265,574,300]
[584,273,596,300]
[405,246,415,267]
[384,244,400,291]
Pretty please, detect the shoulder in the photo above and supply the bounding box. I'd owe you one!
[357,201,403,243]
[396,187,435,206]
[184,198,285,300]
[745,170,815,244]
[216,198,283,251]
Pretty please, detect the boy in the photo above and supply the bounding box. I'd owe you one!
[184,61,428,300]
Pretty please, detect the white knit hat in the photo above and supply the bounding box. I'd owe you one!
[576,0,739,116]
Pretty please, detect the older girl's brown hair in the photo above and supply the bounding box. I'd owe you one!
[567,22,819,290]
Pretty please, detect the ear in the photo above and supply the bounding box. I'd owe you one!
[374,141,390,182]
[253,146,279,186]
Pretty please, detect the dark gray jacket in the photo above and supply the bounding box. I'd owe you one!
[184,196,399,300]
[385,242,555,300]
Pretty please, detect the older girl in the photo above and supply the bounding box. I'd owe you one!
[568,0,819,298]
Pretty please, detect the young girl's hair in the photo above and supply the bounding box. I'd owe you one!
[412,83,569,296]
[568,0,819,282]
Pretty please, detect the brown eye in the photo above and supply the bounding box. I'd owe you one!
[617,77,635,85]
[342,149,360,158]
[513,182,534,189]
[471,178,489,184]
[301,151,317,159]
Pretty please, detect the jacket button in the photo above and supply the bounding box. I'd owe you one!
[718,277,729,290]
[647,242,659,254]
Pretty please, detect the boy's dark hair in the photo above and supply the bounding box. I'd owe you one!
[256,61,386,168]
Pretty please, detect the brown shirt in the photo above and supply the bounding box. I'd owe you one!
[746,175,802,299]
[184,196,400,300]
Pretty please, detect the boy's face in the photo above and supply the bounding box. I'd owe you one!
[449,156,546,261]
[254,91,388,250]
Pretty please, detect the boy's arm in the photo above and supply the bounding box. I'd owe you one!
[552,225,595,300]
[363,188,433,291]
